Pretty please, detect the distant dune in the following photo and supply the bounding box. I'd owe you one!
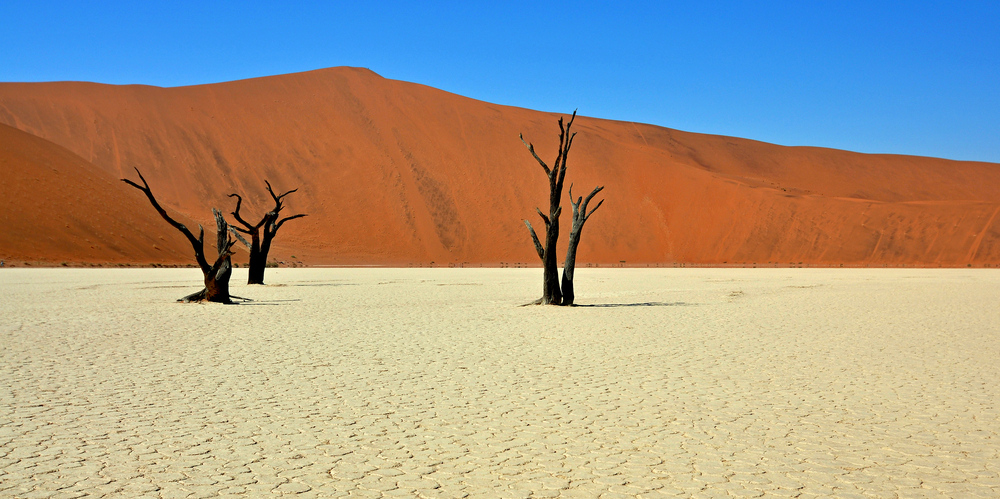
[1,67,998,266]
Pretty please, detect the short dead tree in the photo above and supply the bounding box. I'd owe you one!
[521,111,576,305]
[229,181,307,285]
[561,184,604,306]
[122,168,238,303]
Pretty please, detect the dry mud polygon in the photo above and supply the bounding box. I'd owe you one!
[1,268,998,498]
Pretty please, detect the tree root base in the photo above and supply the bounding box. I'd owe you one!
[521,297,576,307]
[177,290,253,304]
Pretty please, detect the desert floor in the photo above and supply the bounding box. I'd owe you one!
[1,268,998,498]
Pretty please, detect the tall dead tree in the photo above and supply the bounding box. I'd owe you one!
[122,168,237,303]
[562,184,604,306]
[230,181,307,285]
[521,111,576,305]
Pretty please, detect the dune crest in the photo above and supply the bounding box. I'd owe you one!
[1,67,998,266]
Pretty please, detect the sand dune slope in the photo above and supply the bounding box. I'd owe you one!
[1,67,998,265]
[0,123,198,264]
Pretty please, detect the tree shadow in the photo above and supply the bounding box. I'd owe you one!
[267,282,359,287]
[237,299,303,306]
[573,301,691,308]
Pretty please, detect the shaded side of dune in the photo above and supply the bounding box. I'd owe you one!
[1,67,998,266]
[0,123,199,265]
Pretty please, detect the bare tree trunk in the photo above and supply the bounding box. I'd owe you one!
[562,184,605,306]
[246,231,265,284]
[203,209,234,301]
[229,181,306,285]
[521,111,577,305]
[122,168,235,303]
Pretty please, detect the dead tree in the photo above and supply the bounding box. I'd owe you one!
[122,168,237,303]
[521,111,576,305]
[229,181,307,285]
[561,184,604,305]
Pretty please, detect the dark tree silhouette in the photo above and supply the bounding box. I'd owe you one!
[121,168,237,303]
[521,111,576,305]
[229,181,307,285]
[561,183,604,305]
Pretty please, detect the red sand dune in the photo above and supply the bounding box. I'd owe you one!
[0,123,195,264]
[1,67,998,266]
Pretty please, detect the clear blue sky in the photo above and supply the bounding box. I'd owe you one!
[2,1,998,163]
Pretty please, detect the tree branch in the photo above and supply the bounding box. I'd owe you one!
[212,209,231,258]
[535,207,550,228]
[228,193,263,230]
[581,186,605,220]
[264,180,299,205]
[524,220,544,260]
[276,188,298,202]
[265,180,279,205]
[568,183,580,212]
[121,167,210,273]
[565,132,577,158]
[272,213,308,233]
[228,226,251,250]
[582,185,604,205]
[519,134,551,174]
[553,116,576,191]
[586,199,604,220]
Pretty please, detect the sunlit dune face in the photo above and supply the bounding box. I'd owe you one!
[1,68,998,267]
